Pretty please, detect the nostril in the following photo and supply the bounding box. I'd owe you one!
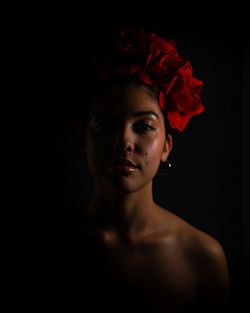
[114,141,133,153]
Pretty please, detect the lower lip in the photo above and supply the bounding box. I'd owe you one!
[112,165,137,174]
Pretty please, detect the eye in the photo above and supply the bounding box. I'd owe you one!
[89,117,113,132]
[134,121,156,133]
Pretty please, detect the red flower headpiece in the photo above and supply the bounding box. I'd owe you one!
[96,28,204,132]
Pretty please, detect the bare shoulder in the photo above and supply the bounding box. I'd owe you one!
[154,206,228,266]
[140,205,229,279]
[163,207,230,309]
[176,215,227,267]
[148,206,230,310]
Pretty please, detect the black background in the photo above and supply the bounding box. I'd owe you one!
[43,14,248,311]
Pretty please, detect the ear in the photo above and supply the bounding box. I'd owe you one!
[161,134,173,162]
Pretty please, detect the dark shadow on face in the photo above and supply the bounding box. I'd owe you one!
[83,83,172,194]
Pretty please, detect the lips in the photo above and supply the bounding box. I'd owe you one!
[109,158,138,168]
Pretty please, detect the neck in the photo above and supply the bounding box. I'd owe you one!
[86,181,155,234]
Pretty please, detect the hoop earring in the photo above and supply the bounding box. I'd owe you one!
[158,161,172,176]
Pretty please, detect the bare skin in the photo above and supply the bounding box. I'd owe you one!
[80,83,230,312]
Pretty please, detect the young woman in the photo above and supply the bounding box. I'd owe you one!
[68,28,230,312]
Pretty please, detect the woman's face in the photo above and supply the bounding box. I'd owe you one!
[84,84,172,194]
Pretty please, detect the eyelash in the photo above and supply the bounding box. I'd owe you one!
[135,122,155,132]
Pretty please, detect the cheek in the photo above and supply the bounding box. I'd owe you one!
[85,134,114,176]
[141,138,164,169]
[86,132,107,155]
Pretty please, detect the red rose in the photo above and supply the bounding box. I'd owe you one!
[94,29,204,132]
[145,36,183,85]
[164,62,204,131]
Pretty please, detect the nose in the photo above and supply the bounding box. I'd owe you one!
[113,123,134,154]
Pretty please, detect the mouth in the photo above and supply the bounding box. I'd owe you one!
[108,158,139,174]
[109,158,138,168]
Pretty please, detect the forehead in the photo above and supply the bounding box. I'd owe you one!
[91,84,162,118]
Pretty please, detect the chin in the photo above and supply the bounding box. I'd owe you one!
[106,179,140,194]
[101,174,152,195]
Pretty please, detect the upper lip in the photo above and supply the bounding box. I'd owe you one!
[109,158,138,168]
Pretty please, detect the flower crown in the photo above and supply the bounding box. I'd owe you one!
[93,28,204,132]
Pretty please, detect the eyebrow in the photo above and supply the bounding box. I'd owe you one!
[92,110,159,120]
[130,111,159,119]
